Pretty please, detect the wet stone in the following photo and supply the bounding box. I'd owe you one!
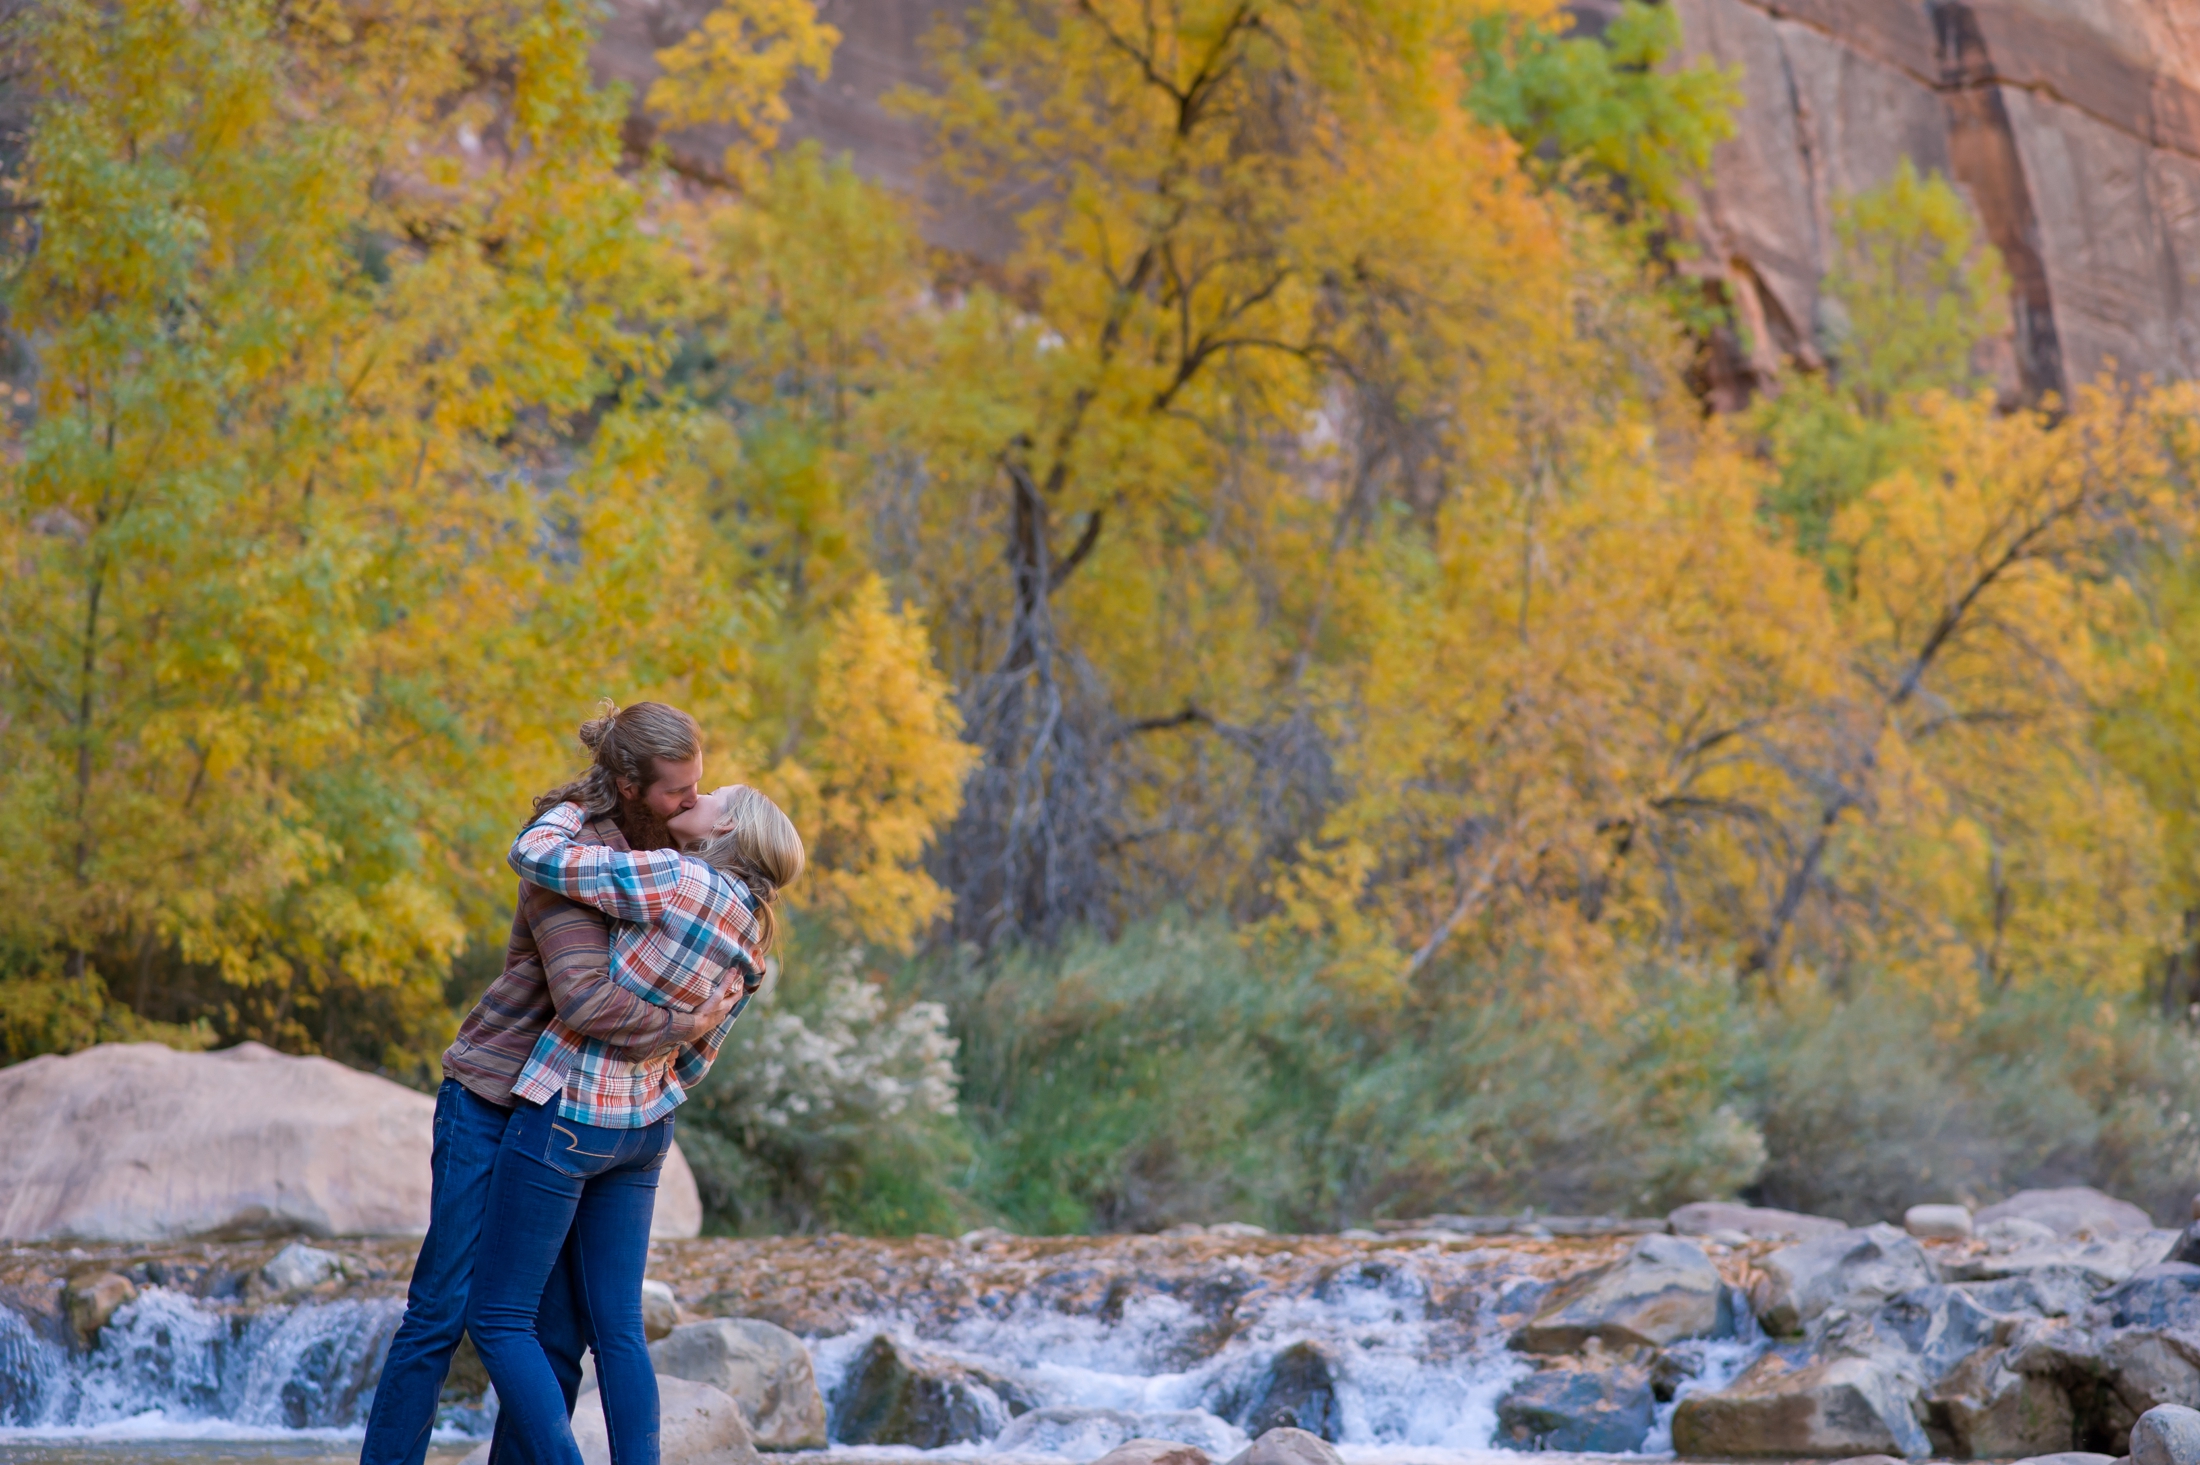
[1239,1340,1341,1440]
[1511,1233,1724,1352]
[1496,1359,1656,1452]
[826,1333,1033,1448]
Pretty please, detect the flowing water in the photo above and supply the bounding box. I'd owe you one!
[0,1230,1768,1465]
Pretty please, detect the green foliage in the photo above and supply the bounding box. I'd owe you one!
[1756,161,2011,560]
[1464,1,1738,215]
[1754,982,2200,1224]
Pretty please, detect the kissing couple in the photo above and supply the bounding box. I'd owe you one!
[359,700,806,1465]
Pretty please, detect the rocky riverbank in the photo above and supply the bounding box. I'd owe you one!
[6,1187,2200,1461]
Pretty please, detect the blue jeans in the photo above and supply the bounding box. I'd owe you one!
[360,1081,594,1465]
[466,1098,669,1465]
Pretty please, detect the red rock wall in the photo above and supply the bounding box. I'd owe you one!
[1674,0,2200,400]
[594,0,2200,399]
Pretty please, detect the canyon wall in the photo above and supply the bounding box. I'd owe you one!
[596,0,2200,401]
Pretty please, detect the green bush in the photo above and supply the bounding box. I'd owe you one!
[672,916,2200,1234]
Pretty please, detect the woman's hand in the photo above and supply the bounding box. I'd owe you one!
[665,979,743,1044]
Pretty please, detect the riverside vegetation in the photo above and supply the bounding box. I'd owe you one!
[4,0,2200,1237]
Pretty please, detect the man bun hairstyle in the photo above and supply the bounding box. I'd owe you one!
[692,785,806,957]
[533,699,702,817]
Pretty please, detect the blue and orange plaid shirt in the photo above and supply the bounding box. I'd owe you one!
[506,801,766,1127]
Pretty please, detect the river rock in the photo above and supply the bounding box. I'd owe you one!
[642,1279,680,1340]
[0,1041,703,1242]
[1925,1340,2075,1459]
[1496,1359,1656,1452]
[650,1318,827,1449]
[1905,1205,1974,1241]
[1753,1225,1937,1336]
[2010,1456,2116,1465]
[1222,1427,1345,1465]
[2134,1405,2200,1465]
[2102,1265,2200,1331]
[1669,1201,1847,1241]
[1093,1440,1213,1465]
[458,1375,760,1465]
[996,1409,1239,1458]
[1979,1189,2157,1240]
[60,1272,135,1346]
[826,1334,1032,1447]
[1513,1233,1725,1351]
[1671,1350,1931,1458]
[262,1242,342,1292]
[1954,1232,2183,1290]
[1240,1341,1340,1440]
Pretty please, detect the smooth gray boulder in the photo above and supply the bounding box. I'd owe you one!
[1753,1225,1937,1336]
[0,1041,702,1242]
[2134,1404,2200,1465]
[1979,1188,2156,1240]
[1669,1201,1847,1241]
[1222,1427,1345,1465]
[826,1334,1032,1447]
[1496,1360,1655,1452]
[1513,1234,1725,1351]
[458,1376,760,1465]
[1671,1350,1931,1458]
[650,1318,827,1449]
[1239,1341,1339,1440]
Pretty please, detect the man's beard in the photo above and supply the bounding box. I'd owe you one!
[616,793,676,852]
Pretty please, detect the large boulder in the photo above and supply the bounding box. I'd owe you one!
[1496,1360,1656,1452]
[0,1041,702,1241]
[1092,1442,1213,1465]
[0,1043,433,1240]
[459,1376,760,1465]
[826,1334,1032,1447]
[1979,1189,2157,1240]
[1753,1225,1937,1336]
[1669,1201,1847,1242]
[1513,1234,1726,1351]
[1671,1350,1931,1458]
[650,1319,827,1450]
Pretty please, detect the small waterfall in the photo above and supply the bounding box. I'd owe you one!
[800,1243,1759,1455]
[0,1288,406,1438]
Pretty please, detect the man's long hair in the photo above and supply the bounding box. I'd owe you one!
[534,700,702,822]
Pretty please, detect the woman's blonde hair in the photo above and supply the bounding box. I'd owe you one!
[691,786,805,956]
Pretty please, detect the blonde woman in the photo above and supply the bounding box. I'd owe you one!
[467,783,804,1465]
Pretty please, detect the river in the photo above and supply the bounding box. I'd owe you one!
[0,1228,1767,1465]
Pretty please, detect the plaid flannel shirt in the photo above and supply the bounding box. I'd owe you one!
[443,812,709,1108]
[507,801,765,1127]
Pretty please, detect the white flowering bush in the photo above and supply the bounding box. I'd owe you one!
[729,967,959,1136]
[679,947,970,1233]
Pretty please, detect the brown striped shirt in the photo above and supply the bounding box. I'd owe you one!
[441,813,701,1107]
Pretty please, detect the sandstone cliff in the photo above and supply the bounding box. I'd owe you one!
[596,0,2200,403]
